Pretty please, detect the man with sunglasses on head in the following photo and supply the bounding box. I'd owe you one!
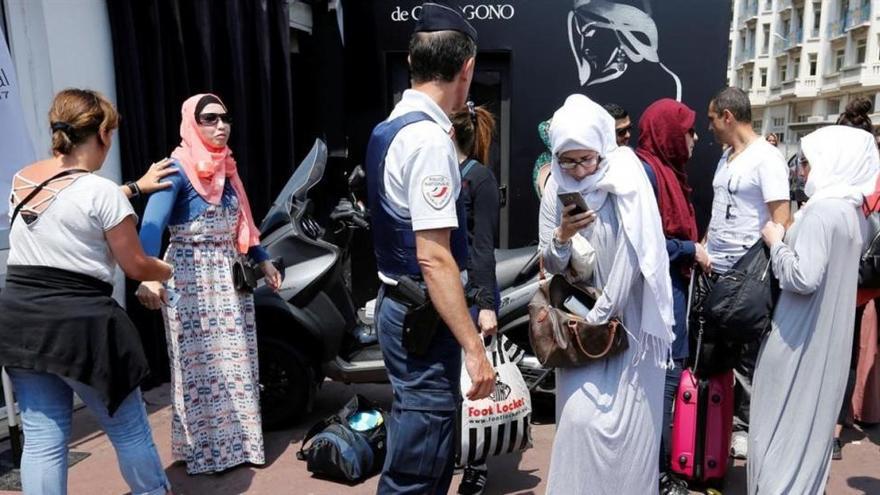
[603,102,632,147]
[704,87,790,461]
[364,3,494,494]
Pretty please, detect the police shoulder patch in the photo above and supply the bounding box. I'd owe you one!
[422,174,453,210]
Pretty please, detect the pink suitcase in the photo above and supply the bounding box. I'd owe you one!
[670,368,734,484]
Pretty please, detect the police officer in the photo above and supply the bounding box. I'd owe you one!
[364,3,494,494]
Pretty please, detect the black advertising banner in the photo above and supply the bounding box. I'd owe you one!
[343,0,732,246]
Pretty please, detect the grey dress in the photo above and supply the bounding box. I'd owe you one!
[539,177,665,495]
[748,198,865,494]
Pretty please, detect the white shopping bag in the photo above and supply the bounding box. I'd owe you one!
[457,335,532,467]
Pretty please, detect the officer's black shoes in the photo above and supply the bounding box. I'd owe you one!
[659,472,689,495]
[458,465,488,495]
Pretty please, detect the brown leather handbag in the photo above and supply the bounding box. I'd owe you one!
[527,260,629,368]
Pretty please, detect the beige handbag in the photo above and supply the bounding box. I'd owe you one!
[527,259,629,368]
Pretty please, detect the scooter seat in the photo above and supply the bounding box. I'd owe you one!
[495,246,539,291]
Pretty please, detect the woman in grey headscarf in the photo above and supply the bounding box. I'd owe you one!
[538,94,674,494]
[749,126,880,494]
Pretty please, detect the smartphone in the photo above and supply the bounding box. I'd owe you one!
[563,294,590,317]
[557,192,590,216]
[165,288,182,308]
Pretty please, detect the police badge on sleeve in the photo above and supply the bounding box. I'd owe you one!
[422,175,452,209]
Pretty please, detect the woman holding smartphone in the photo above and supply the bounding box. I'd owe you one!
[538,94,674,494]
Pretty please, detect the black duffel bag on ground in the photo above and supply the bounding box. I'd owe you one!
[296,395,387,483]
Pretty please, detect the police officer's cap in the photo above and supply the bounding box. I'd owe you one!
[414,2,478,42]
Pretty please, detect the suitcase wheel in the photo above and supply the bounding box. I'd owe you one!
[677,455,688,466]
[682,391,692,402]
[711,393,721,404]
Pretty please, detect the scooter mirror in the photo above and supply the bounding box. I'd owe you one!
[348,165,366,191]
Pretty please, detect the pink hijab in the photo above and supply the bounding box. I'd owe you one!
[171,94,260,254]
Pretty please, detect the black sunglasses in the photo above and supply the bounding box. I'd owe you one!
[197,112,232,126]
[615,125,632,137]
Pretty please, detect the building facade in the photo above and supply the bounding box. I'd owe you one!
[729,0,879,158]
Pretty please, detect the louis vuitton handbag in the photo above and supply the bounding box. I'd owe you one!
[527,259,628,368]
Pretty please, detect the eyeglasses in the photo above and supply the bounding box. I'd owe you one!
[558,154,602,170]
[797,152,809,167]
[197,113,232,127]
[687,128,696,137]
[615,125,632,137]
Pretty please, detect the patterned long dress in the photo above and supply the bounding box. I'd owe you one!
[161,192,265,474]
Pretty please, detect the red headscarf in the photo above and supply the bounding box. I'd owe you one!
[171,94,260,254]
[635,98,698,243]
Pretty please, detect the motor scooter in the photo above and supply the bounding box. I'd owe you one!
[254,140,544,429]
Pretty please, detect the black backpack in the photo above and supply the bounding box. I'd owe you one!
[296,395,387,483]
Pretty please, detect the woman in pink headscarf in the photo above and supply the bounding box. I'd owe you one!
[136,94,281,475]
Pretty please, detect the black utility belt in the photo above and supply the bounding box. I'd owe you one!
[384,276,441,356]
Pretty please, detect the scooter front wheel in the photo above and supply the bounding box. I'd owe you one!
[258,335,314,430]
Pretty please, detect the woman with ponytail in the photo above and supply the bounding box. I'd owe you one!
[831,95,880,460]
[450,102,502,495]
[0,88,173,495]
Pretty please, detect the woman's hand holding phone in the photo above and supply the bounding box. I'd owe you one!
[557,203,597,243]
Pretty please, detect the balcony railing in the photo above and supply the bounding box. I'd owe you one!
[840,66,863,86]
[842,65,863,78]
[845,6,871,29]
[829,21,846,37]
[773,28,802,54]
[737,47,756,64]
[742,1,759,21]
[800,77,817,88]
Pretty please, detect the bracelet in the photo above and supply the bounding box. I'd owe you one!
[126,181,142,198]
[552,229,571,249]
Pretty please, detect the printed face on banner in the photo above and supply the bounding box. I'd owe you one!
[568,0,681,100]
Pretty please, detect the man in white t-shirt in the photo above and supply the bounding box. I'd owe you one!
[364,4,494,494]
[704,87,791,459]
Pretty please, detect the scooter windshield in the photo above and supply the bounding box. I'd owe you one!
[260,139,327,231]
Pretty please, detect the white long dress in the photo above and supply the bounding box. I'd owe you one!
[748,198,865,494]
[539,179,665,495]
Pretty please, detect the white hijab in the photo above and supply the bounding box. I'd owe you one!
[800,125,879,209]
[549,94,675,354]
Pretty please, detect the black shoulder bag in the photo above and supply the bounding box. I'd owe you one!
[10,169,89,226]
[699,240,780,345]
[858,196,880,288]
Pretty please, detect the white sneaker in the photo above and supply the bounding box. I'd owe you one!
[730,430,748,459]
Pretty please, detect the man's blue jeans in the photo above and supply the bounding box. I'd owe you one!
[375,287,462,495]
[7,368,170,495]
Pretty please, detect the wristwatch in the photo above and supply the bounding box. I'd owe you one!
[125,181,142,198]
[552,228,571,249]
